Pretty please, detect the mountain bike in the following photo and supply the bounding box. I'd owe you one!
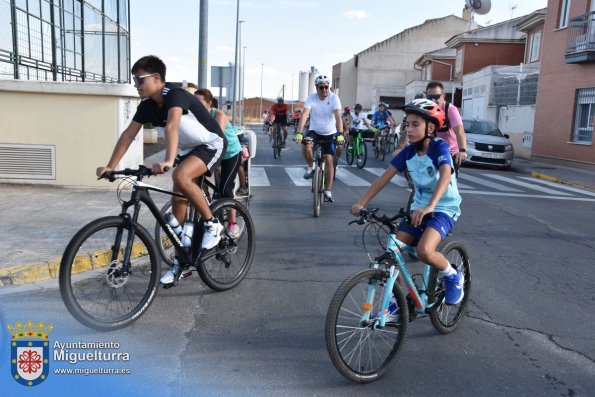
[59,166,255,331]
[325,208,471,383]
[272,122,284,159]
[345,129,367,169]
[373,125,391,161]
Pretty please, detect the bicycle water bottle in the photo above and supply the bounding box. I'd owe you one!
[181,221,194,247]
[164,212,183,237]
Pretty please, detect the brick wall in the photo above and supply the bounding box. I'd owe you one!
[455,42,526,80]
[533,0,595,165]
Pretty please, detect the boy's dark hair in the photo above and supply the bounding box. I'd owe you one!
[426,81,444,92]
[131,55,166,81]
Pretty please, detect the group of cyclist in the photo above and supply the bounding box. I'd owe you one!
[98,54,465,300]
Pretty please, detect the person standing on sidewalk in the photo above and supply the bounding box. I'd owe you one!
[96,55,226,285]
[294,74,344,203]
[425,81,467,175]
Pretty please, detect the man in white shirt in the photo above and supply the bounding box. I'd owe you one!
[295,74,344,203]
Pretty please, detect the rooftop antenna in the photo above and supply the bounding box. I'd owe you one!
[510,3,518,19]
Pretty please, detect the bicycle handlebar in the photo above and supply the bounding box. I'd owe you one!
[350,207,434,229]
[99,165,170,182]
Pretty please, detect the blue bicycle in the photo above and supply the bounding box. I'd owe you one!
[325,208,471,383]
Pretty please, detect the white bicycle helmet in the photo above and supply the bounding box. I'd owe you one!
[314,74,330,85]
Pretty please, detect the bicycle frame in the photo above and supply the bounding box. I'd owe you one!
[118,177,224,273]
[363,229,443,328]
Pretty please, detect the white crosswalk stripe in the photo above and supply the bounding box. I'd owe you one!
[334,168,371,186]
[251,167,271,187]
[285,168,312,187]
[483,174,572,196]
[248,166,595,201]
[366,168,409,187]
[518,177,595,197]
[459,173,523,192]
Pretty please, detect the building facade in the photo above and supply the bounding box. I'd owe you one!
[332,15,478,112]
[533,0,595,167]
[0,0,130,83]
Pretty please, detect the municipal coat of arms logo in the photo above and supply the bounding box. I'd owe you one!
[8,320,53,386]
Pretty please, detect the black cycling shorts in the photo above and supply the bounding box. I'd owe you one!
[303,131,336,155]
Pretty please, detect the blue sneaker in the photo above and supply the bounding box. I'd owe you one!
[442,267,464,305]
[371,296,400,323]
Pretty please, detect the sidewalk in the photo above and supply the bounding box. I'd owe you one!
[0,154,593,289]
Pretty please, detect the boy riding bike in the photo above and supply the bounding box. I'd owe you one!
[351,98,464,306]
[96,55,227,285]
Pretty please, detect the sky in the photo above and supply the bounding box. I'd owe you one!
[130,0,548,100]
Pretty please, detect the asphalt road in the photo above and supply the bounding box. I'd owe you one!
[1,124,594,396]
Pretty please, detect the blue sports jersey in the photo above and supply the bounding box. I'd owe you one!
[390,139,461,219]
[373,110,391,127]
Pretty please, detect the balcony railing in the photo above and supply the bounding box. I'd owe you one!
[565,11,595,63]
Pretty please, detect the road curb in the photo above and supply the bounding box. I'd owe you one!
[0,259,60,286]
[530,171,595,193]
[0,241,149,287]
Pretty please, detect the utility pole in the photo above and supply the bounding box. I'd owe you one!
[197,0,208,88]
[231,0,240,125]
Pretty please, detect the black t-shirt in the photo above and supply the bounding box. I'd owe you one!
[133,83,226,152]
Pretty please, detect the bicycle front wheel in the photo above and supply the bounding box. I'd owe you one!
[356,141,367,169]
[428,241,472,334]
[312,165,323,217]
[197,198,255,291]
[345,142,354,165]
[379,137,386,161]
[59,216,159,330]
[326,268,408,383]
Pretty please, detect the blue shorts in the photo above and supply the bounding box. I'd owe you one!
[398,212,456,245]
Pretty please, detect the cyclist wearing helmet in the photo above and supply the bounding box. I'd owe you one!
[342,106,352,137]
[372,102,398,148]
[348,103,371,144]
[351,98,463,306]
[295,74,344,203]
[271,96,289,147]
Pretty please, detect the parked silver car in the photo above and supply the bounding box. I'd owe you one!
[462,119,514,170]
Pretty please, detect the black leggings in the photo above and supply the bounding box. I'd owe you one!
[218,152,242,198]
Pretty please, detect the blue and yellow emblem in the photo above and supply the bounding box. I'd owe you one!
[8,320,53,387]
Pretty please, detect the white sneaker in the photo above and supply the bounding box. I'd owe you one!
[202,219,224,249]
[160,259,181,284]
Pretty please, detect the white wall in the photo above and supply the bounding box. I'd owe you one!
[498,105,536,159]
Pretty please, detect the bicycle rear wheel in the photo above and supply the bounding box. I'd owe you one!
[428,241,471,334]
[197,198,255,291]
[325,268,408,383]
[60,216,159,330]
[356,141,367,169]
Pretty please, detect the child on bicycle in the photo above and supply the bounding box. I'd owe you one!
[96,55,227,285]
[351,98,463,305]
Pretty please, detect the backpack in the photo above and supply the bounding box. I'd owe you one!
[437,102,451,133]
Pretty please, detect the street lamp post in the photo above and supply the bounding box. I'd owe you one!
[240,46,246,126]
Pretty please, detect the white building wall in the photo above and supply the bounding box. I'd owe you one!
[340,16,477,110]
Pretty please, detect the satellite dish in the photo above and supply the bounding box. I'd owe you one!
[465,0,491,15]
